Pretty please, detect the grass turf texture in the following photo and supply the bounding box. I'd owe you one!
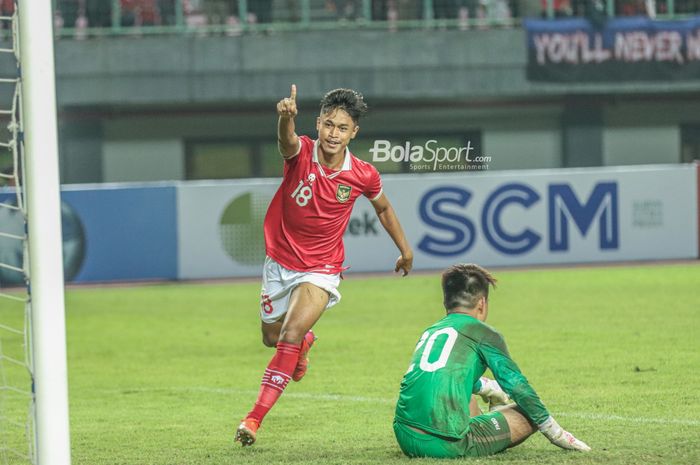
[16,263,700,464]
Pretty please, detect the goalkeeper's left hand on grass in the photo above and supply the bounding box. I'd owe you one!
[538,416,591,452]
[476,377,510,410]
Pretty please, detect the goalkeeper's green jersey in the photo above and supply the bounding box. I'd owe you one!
[394,313,550,439]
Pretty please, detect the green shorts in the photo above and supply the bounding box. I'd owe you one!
[393,411,511,458]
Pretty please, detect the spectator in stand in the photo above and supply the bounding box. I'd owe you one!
[540,0,572,16]
[455,0,481,25]
[120,0,162,27]
[57,0,81,28]
[184,0,207,28]
[0,0,13,17]
[0,0,13,35]
[373,0,421,21]
[204,0,231,25]
[328,0,361,20]
[139,0,162,25]
[618,0,647,15]
[488,0,512,23]
[121,0,138,26]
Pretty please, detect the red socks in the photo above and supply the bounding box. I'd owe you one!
[246,341,301,424]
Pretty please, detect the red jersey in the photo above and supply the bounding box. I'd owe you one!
[264,135,383,274]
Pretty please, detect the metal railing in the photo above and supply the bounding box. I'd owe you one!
[6,0,692,37]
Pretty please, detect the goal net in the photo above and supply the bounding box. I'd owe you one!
[0,4,34,464]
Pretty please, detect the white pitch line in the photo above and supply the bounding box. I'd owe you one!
[104,386,700,427]
[108,386,395,404]
[554,411,700,427]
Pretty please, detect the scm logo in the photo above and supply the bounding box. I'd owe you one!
[418,182,619,256]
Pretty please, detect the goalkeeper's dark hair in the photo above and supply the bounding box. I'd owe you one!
[442,263,497,311]
[319,88,368,124]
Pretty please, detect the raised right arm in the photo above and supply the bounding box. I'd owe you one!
[277,84,300,159]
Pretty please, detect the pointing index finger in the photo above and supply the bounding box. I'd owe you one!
[290,84,297,101]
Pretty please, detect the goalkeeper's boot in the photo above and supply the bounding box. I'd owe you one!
[234,418,259,447]
[292,330,317,382]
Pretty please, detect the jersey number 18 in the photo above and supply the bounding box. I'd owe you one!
[291,180,313,207]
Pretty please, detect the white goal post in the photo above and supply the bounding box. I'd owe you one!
[17,1,72,464]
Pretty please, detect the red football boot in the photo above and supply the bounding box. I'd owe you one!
[234,418,260,447]
[292,330,317,382]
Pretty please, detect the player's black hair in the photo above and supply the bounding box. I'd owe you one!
[442,263,497,311]
[319,88,368,124]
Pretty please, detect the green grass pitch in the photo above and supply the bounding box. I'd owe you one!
[5,263,700,464]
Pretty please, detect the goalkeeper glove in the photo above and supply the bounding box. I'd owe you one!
[476,377,510,410]
[538,416,591,452]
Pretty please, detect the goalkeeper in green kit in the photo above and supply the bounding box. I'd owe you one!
[394,264,591,458]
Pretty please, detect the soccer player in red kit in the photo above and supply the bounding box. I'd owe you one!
[234,85,414,446]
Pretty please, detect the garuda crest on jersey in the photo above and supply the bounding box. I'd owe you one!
[336,184,352,203]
